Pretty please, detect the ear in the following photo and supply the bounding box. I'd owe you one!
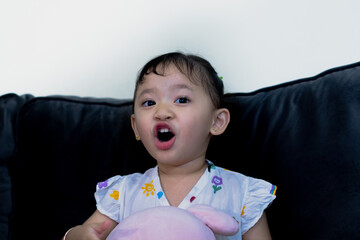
[187,204,239,236]
[131,114,141,141]
[210,108,230,136]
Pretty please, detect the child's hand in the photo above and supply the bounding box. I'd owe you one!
[65,220,114,240]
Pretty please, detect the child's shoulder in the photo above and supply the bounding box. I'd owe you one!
[213,163,276,195]
[96,166,157,190]
[213,163,249,181]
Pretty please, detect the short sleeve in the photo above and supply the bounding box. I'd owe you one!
[94,175,124,223]
[241,177,277,235]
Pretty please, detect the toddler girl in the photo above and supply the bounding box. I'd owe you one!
[64,52,276,240]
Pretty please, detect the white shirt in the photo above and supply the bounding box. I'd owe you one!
[95,161,276,239]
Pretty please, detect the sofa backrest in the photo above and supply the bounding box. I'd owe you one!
[11,96,154,239]
[208,61,360,239]
[0,93,33,240]
[9,61,360,239]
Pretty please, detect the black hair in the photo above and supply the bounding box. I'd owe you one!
[133,52,224,108]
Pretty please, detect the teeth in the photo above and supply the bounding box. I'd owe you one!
[159,128,170,133]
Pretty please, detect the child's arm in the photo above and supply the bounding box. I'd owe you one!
[242,213,272,240]
[63,210,118,240]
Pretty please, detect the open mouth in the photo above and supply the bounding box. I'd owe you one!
[155,124,176,150]
[157,128,175,142]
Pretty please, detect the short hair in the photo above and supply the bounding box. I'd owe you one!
[133,52,224,108]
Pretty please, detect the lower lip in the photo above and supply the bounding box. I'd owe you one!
[155,137,176,150]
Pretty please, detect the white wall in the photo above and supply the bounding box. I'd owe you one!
[1,0,360,98]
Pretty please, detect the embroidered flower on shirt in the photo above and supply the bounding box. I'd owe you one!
[212,176,223,186]
[211,176,223,194]
[141,180,156,197]
[97,180,109,189]
[110,190,119,200]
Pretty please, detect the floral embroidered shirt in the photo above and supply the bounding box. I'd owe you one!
[95,161,276,239]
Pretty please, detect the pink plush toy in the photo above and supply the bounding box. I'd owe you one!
[106,205,239,240]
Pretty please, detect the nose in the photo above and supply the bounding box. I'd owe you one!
[154,102,175,121]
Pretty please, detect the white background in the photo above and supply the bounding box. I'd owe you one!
[1,0,360,98]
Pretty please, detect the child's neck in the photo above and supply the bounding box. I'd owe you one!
[157,158,208,179]
[157,158,208,207]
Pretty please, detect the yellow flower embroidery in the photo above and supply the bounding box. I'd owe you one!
[241,206,246,216]
[141,180,155,197]
[110,190,119,200]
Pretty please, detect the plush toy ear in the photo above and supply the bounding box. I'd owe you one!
[187,204,239,236]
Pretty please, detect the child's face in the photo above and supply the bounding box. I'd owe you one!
[131,65,218,167]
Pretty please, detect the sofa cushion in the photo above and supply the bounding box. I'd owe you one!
[208,61,360,239]
[0,166,11,240]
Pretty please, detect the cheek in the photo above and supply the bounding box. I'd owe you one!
[182,113,213,137]
[134,116,151,136]
[139,123,151,137]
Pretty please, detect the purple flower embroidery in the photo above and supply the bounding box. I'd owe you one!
[98,179,109,189]
[211,176,223,194]
[212,176,223,186]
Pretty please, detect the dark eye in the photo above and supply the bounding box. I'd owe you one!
[175,97,190,104]
[143,100,156,107]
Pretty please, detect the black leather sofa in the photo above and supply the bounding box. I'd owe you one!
[1,61,360,239]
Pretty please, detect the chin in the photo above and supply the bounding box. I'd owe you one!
[154,155,187,167]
